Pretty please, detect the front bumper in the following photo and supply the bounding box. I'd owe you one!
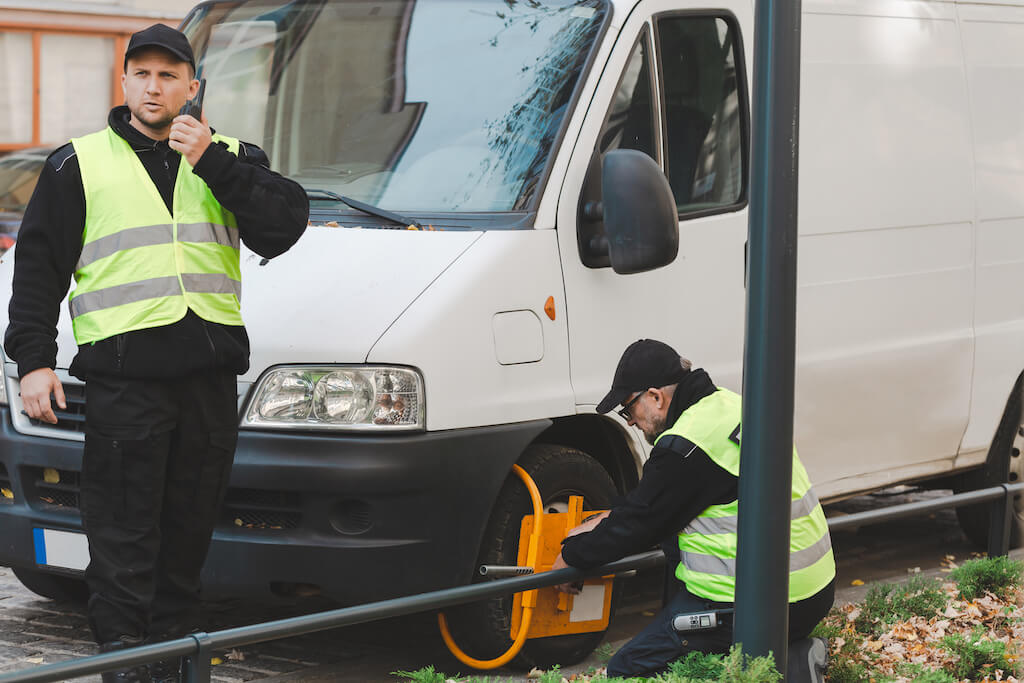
[0,407,549,604]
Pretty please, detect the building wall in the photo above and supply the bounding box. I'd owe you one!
[0,0,198,151]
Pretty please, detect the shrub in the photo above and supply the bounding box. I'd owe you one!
[940,627,1010,681]
[665,650,725,681]
[391,665,448,683]
[854,576,946,634]
[891,663,955,682]
[949,556,1024,601]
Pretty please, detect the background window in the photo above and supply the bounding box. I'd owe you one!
[0,33,34,145]
[40,34,114,143]
[599,32,657,160]
[658,16,744,213]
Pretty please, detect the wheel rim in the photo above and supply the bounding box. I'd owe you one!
[541,487,600,515]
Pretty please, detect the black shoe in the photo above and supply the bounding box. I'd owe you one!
[98,638,153,683]
[786,637,828,683]
[144,632,187,683]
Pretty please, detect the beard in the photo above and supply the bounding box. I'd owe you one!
[643,414,668,446]
[132,105,176,132]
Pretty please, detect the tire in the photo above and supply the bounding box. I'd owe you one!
[443,444,618,669]
[955,376,1024,549]
[12,567,89,603]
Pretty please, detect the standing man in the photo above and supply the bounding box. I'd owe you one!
[4,24,308,683]
[552,339,835,679]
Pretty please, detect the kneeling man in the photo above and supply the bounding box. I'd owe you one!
[552,339,835,678]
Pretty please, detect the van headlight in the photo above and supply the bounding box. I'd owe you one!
[242,366,424,431]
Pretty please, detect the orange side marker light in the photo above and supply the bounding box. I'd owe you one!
[544,296,556,321]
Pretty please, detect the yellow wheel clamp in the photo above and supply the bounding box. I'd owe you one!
[438,465,613,670]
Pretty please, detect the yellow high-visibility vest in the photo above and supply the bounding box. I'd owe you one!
[657,388,836,602]
[69,127,243,345]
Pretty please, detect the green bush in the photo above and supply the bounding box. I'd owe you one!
[391,646,780,682]
[391,665,448,683]
[940,627,1009,681]
[665,650,725,681]
[822,659,870,683]
[716,646,781,683]
[854,576,946,634]
[949,556,1024,601]
[888,663,955,683]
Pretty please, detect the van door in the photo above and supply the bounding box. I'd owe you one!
[556,0,753,449]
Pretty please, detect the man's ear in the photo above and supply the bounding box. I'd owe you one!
[649,387,665,410]
[188,78,200,99]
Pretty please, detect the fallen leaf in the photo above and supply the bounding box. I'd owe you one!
[906,567,921,574]
[851,579,865,586]
[234,518,243,526]
[526,667,544,679]
[225,649,245,661]
[1,488,12,499]
[210,657,222,666]
[325,221,339,227]
[847,608,862,622]
[25,657,44,664]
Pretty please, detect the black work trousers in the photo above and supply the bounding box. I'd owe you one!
[79,371,238,644]
[606,578,835,678]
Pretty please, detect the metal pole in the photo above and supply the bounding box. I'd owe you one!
[734,0,802,675]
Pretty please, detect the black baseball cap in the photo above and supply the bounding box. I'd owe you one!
[124,24,196,73]
[596,339,690,414]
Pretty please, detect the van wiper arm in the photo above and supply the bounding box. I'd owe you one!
[306,188,421,228]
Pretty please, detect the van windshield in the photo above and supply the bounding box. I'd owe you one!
[183,0,607,215]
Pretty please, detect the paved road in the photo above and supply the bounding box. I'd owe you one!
[0,487,998,682]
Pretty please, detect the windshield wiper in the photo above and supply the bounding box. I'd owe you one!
[306,188,421,228]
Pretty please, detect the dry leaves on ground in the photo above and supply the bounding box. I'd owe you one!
[830,580,1023,682]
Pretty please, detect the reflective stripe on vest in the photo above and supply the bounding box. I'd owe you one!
[69,128,243,344]
[656,388,836,602]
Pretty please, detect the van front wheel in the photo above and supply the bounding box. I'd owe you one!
[442,443,618,670]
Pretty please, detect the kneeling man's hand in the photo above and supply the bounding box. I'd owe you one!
[551,552,582,594]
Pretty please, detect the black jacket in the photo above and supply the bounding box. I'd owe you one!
[560,369,739,569]
[4,106,309,380]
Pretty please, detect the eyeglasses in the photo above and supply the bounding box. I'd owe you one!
[617,391,645,421]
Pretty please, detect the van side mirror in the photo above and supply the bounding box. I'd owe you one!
[602,149,679,274]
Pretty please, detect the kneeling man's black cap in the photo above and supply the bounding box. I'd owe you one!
[596,339,690,414]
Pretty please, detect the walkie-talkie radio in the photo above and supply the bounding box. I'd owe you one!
[179,78,206,119]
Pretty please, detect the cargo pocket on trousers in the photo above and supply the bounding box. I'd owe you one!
[82,435,163,525]
[192,430,238,515]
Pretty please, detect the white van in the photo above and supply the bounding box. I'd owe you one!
[1,0,1021,666]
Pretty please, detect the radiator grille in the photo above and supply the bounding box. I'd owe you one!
[22,384,88,434]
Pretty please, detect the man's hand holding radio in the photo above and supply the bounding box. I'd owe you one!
[169,112,212,167]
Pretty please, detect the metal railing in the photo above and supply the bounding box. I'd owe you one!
[0,482,1020,683]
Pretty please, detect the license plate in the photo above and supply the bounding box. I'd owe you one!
[33,528,89,572]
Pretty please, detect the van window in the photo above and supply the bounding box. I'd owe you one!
[184,0,609,215]
[599,31,658,161]
[656,15,746,215]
